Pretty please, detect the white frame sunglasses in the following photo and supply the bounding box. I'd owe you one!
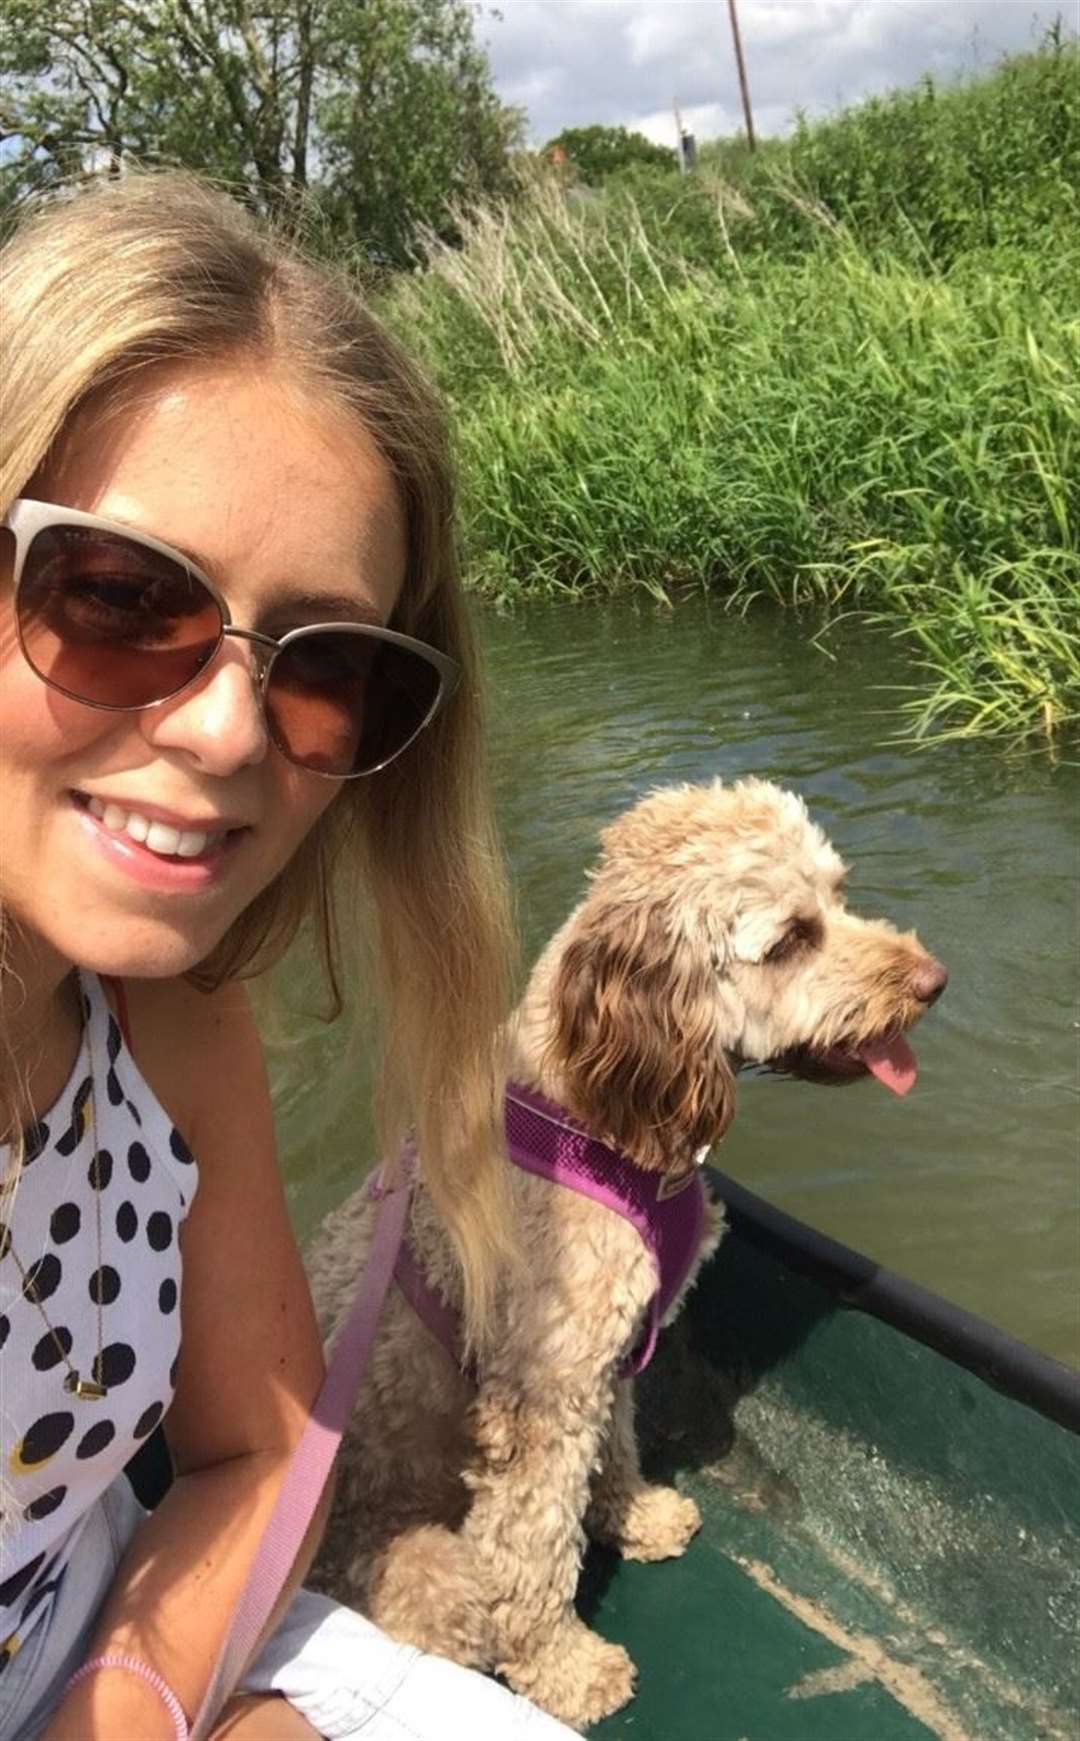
[2,497,461,777]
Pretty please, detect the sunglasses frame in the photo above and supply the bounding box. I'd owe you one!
[2,497,461,778]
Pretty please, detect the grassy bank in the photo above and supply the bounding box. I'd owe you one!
[389,44,1080,742]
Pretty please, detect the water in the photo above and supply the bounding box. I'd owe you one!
[275,596,1080,1369]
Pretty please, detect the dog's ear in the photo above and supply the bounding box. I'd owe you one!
[547,899,735,1171]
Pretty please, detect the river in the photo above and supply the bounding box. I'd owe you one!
[274,597,1079,1370]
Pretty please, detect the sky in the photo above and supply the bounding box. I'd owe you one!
[478,0,1077,149]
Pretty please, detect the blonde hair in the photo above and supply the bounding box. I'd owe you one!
[0,170,516,1344]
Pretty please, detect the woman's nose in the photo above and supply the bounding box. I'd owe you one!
[144,641,269,775]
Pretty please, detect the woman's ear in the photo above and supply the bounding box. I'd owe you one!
[546,898,735,1171]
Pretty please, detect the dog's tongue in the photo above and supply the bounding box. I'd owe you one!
[858,1034,918,1096]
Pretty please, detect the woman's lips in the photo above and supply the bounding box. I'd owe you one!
[71,792,246,890]
[86,795,226,858]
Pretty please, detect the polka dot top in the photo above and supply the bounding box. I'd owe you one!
[0,972,198,1658]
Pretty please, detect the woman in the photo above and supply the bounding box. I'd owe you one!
[0,173,572,1740]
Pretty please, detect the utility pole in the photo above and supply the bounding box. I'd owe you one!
[727,0,756,152]
[673,98,697,173]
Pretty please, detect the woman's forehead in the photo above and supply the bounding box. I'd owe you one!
[40,362,407,621]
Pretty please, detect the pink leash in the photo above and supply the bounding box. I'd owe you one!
[191,1159,411,1740]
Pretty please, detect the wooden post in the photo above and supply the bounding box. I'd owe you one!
[727,0,756,152]
[674,97,686,174]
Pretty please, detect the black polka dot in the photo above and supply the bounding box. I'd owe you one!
[92,1343,136,1389]
[169,1126,195,1167]
[49,1202,81,1244]
[158,1278,178,1314]
[0,1315,9,1352]
[23,1486,67,1523]
[0,1222,9,1261]
[147,1212,173,1253]
[22,1121,50,1165]
[169,1355,179,1389]
[76,1419,116,1460]
[106,1067,124,1108]
[56,1079,93,1156]
[22,1254,61,1305]
[14,1413,74,1471]
[126,1099,142,1128]
[133,1401,164,1440]
[106,1017,122,1063]
[89,1266,121,1306]
[116,1201,138,1242]
[88,1148,113,1191]
[127,1141,151,1183]
[0,1550,45,1607]
[31,1327,73,1371]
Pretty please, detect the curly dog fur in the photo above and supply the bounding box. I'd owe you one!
[307,778,946,1729]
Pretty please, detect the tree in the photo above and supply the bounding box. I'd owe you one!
[542,125,676,184]
[0,1,522,264]
[315,0,523,265]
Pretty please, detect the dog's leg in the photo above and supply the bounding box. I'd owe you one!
[586,1378,701,1560]
[462,1368,636,1731]
[365,1522,494,1666]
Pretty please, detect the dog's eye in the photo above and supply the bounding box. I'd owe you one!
[764,932,798,964]
[765,918,819,963]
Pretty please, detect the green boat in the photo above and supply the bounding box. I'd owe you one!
[579,1167,1079,1741]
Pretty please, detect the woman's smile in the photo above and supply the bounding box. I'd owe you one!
[71,788,250,890]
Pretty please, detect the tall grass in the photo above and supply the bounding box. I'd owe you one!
[389,44,1080,741]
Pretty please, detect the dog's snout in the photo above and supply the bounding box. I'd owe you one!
[912,957,948,1006]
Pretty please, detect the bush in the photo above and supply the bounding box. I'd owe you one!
[696,34,1080,267]
[543,125,677,183]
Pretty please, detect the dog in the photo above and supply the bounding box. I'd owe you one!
[308,778,947,1729]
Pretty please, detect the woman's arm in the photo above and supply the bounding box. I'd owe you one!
[43,977,328,1740]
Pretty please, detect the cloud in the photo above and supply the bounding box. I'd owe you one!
[479,0,1070,148]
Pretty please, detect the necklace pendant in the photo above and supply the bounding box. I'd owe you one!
[64,1372,108,1401]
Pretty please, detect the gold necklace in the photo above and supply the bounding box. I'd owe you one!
[1,987,109,1400]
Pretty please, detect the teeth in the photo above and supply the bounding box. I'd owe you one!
[145,821,181,856]
[175,830,209,858]
[83,797,221,858]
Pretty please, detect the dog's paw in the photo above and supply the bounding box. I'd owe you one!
[608,1483,702,1561]
[503,1621,636,1730]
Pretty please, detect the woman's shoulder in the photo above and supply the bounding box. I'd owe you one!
[116,975,268,1156]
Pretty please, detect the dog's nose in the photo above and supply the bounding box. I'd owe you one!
[912,958,948,1006]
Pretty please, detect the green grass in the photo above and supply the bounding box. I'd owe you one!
[387,43,1080,743]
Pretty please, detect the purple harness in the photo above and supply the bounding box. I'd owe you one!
[386,1083,707,1378]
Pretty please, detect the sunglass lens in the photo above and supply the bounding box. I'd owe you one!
[266,630,443,776]
[16,526,221,707]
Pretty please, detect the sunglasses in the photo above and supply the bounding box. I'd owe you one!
[1,498,460,778]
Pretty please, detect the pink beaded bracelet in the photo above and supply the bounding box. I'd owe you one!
[65,1653,190,1740]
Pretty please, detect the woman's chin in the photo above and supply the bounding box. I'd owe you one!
[40,913,233,984]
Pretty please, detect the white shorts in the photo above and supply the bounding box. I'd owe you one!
[0,1478,573,1741]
